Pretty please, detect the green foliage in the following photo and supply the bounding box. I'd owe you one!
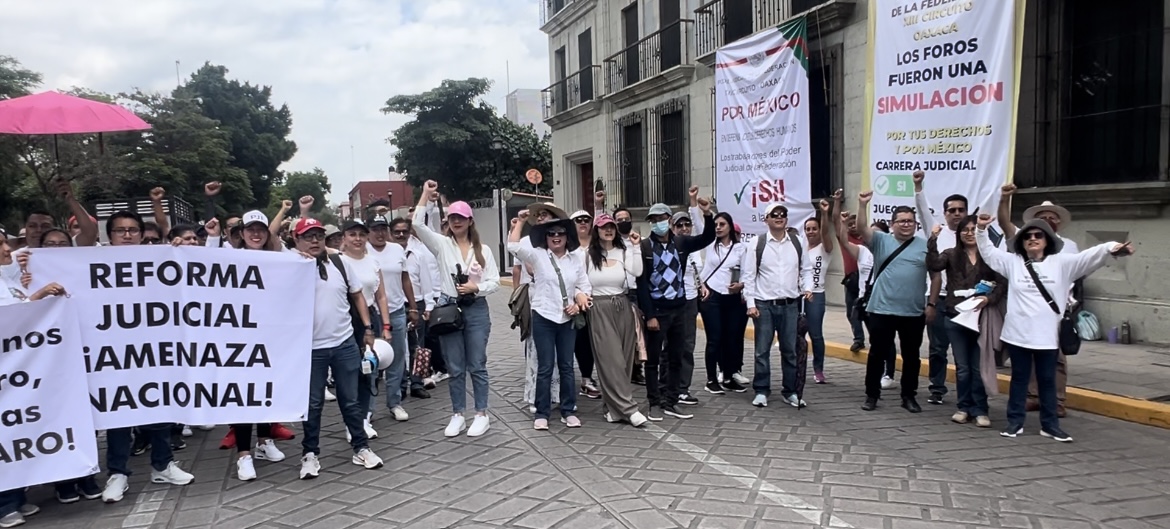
[382,78,552,201]
[284,168,332,213]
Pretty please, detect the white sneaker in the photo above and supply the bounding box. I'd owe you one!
[467,415,490,437]
[629,412,648,427]
[363,419,379,439]
[0,511,24,528]
[732,372,750,386]
[101,474,128,503]
[444,415,466,437]
[253,439,285,462]
[150,461,194,485]
[181,425,193,437]
[785,394,807,408]
[236,455,257,481]
[299,454,320,480]
[324,389,337,402]
[432,372,450,384]
[529,405,537,414]
[604,412,622,423]
[752,394,768,407]
[352,448,384,469]
[881,375,896,389]
[422,376,436,389]
[197,424,215,431]
[390,406,409,421]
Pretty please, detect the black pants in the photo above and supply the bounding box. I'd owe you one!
[575,319,594,380]
[865,313,925,399]
[701,292,748,382]
[645,304,687,407]
[231,423,272,452]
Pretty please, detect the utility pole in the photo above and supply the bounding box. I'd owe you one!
[175,60,181,87]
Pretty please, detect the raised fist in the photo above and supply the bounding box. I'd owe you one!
[517,210,530,221]
[628,231,641,245]
[281,199,293,211]
[819,199,831,212]
[1001,183,1017,197]
[912,170,925,184]
[831,188,843,201]
[977,213,993,228]
[298,196,314,207]
[150,187,166,201]
[858,191,873,205]
[688,185,699,198]
[205,181,222,196]
[56,180,74,199]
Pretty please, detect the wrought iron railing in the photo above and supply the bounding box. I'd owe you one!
[603,19,694,94]
[695,0,792,58]
[540,65,601,119]
[540,0,574,26]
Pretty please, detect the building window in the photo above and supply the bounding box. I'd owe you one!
[613,111,648,208]
[1021,0,1164,187]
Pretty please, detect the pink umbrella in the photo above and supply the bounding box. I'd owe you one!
[0,90,150,134]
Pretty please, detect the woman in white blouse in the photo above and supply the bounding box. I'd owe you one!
[339,219,393,440]
[412,181,501,438]
[507,210,591,430]
[803,200,835,384]
[697,212,749,395]
[583,214,648,427]
[976,214,1133,443]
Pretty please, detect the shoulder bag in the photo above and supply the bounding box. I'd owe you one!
[548,252,587,330]
[427,199,466,336]
[1024,260,1081,356]
[852,237,914,323]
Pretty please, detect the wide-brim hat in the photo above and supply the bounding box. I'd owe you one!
[1023,201,1071,223]
[527,203,568,225]
[1012,219,1063,255]
[529,218,579,252]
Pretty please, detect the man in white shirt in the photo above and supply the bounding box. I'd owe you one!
[293,218,385,479]
[743,203,814,408]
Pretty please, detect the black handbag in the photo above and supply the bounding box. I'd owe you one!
[428,303,464,336]
[1024,260,1081,356]
[854,238,914,323]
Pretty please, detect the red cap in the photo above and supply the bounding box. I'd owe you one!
[294,217,324,235]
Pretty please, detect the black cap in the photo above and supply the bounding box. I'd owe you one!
[368,215,390,228]
[343,219,370,233]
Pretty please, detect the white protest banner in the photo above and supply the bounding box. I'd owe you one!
[714,17,813,237]
[28,246,315,430]
[863,0,1025,222]
[1,297,99,490]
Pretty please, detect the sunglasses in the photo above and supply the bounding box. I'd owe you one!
[946,207,967,214]
[574,217,592,224]
[1022,231,1046,241]
[546,230,567,238]
[768,212,788,219]
[142,237,162,245]
[674,221,693,228]
[391,229,410,236]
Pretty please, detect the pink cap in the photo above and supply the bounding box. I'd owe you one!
[294,217,324,235]
[734,223,742,233]
[447,201,473,219]
[594,214,616,228]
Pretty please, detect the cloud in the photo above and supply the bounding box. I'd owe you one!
[2,0,550,203]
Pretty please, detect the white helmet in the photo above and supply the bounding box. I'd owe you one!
[371,339,395,371]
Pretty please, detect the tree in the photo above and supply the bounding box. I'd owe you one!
[183,63,297,208]
[284,168,332,213]
[0,56,43,228]
[382,78,552,201]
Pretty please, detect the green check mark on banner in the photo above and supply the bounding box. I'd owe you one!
[734,181,752,203]
[874,176,890,195]
[874,174,914,197]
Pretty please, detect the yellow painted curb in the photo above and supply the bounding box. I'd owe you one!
[694,317,1170,430]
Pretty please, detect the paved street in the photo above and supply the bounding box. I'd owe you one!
[23,291,1170,529]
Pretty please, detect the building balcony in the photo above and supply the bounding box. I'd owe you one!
[603,19,696,108]
[541,65,604,129]
[539,0,596,35]
[694,0,856,65]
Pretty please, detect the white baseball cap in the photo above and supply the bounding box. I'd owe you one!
[241,210,269,228]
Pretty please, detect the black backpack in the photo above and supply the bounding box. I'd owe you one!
[327,253,368,344]
[754,227,803,271]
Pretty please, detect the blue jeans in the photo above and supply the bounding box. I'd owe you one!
[752,301,800,398]
[107,423,173,475]
[0,489,24,517]
[531,313,578,419]
[1006,344,1060,431]
[806,292,827,373]
[303,337,368,455]
[947,318,988,416]
[382,306,411,408]
[439,296,491,413]
[927,312,952,396]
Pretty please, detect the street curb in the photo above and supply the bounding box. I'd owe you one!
[698,317,1170,430]
[499,277,1170,430]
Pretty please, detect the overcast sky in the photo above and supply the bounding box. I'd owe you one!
[2,0,550,203]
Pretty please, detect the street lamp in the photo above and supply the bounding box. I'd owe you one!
[490,136,506,151]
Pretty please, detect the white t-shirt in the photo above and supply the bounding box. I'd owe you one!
[313,257,362,350]
[368,243,407,309]
[0,275,27,306]
[805,242,831,294]
[857,246,875,299]
[341,253,382,308]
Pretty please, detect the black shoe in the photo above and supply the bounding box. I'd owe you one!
[56,486,80,504]
[1040,427,1073,443]
[721,379,748,393]
[678,393,699,406]
[861,397,878,411]
[631,371,646,386]
[901,397,922,413]
[410,388,431,399]
[661,404,693,419]
[401,389,408,400]
[78,476,102,500]
[850,341,864,352]
[1000,423,1024,438]
[647,406,663,421]
[170,438,187,451]
[131,435,149,456]
[927,392,944,405]
[704,381,725,395]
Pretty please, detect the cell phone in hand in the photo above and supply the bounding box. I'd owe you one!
[1110,245,1133,257]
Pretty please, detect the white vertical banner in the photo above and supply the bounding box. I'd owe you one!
[863,0,1025,222]
[0,297,99,490]
[714,18,813,236]
[28,246,315,430]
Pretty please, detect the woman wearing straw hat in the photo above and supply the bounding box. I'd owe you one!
[515,203,568,412]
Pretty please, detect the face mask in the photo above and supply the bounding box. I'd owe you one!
[617,221,633,235]
[650,221,669,236]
